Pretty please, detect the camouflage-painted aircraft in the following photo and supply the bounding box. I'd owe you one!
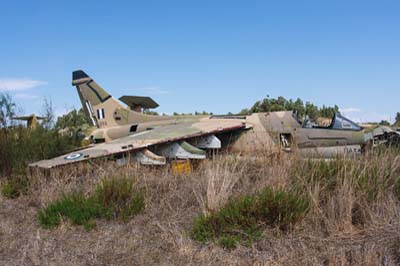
[30,70,367,169]
[14,114,46,130]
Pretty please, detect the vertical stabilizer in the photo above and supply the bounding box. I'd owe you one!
[72,70,174,130]
[72,70,124,128]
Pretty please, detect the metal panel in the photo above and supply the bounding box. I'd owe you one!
[158,142,206,159]
[195,135,221,149]
[133,149,166,165]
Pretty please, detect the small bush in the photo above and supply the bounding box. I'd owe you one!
[218,235,241,249]
[95,176,145,221]
[38,176,145,230]
[38,192,104,229]
[1,175,30,199]
[192,187,309,248]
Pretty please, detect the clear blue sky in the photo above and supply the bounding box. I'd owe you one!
[0,0,399,123]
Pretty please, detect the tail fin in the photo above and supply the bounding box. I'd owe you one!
[72,70,124,128]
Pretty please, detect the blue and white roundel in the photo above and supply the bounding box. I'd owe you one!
[64,153,83,160]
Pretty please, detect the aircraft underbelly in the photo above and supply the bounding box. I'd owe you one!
[300,145,362,158]
[295,129,364,148]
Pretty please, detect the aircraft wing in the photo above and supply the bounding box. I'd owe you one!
[29,121,247,169]
[13,116,46,121]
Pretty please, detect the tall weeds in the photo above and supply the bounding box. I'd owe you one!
[291,149,400,234]
[0,126,82,177]
[4,142,400,263]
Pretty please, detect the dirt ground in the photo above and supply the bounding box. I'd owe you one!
[1,157,400,266]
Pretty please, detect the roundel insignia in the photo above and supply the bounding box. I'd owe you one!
[64,153,83,160]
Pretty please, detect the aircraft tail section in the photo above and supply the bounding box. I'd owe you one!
[73,70,112,104]
[72,70,173,130]
[73,70,125,128]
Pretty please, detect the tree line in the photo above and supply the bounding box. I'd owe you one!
[239,96,340,121]
[2,93,400,131]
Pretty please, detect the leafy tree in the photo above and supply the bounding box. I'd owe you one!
[41,98,55,129]
[55,108,91,129]
[194,111,213,116]
[239,108,250,115]
[395,112,400,126]
[320,105,339,119]
[0,98,85,176]
[0,93,16,128]
[143,109,159,116]
[242,96,339,121]
[305,102,319,120]
[293,98,305,117]
[379,120,391,126]
[250,100,261,113]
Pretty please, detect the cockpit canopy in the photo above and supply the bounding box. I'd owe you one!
[330,113,362,131]
[294,111,363,131]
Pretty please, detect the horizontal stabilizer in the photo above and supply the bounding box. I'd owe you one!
[119,96,159,109]
[13,115,46,121]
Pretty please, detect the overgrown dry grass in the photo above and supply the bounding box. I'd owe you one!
[1,149,400,265]
[37,176,145,230]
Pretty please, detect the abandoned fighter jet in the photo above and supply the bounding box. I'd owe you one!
[367,126,400,147]
[13,114,46,130]
[30,70,368,169]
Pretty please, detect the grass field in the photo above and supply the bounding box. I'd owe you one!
[1,149,400,265]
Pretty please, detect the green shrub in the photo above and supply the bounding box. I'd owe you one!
[218,235,241,249]
[95,176,145,221]
[192,188,309,248]
[1,175,30,199]
[38,176,145,230]
[38,192,103,229]
[0,125,84,177]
